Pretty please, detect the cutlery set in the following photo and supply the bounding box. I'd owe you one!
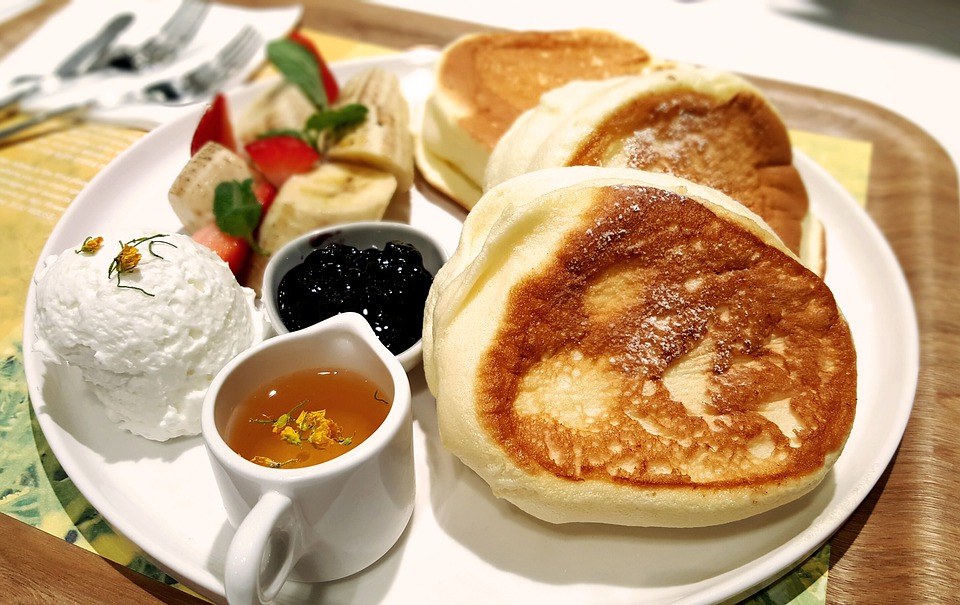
[0,11,135,109]
[0,0,263,141]
[95,0,211,72]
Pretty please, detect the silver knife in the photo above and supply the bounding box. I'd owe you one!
[55,12,135,78]
[0,12,135,110]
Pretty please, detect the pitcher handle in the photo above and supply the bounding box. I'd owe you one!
[225,490,300,605]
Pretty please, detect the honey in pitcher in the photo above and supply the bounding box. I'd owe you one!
[223,367,392,469]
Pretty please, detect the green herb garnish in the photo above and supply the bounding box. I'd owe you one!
[256,102,367,150]
[267,38,328,109]
[213,179,265,254]
[307,103,368,142]
[263,39,368,151]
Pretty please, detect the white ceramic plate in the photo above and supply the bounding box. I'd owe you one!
[23,51,919,605]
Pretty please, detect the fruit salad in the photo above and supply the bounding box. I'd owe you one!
[168,32,415,293]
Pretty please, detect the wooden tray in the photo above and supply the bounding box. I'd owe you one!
[2,2,957,602]
[758,76,960,601]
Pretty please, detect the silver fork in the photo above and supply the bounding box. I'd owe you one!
[135,25,261,105]
[0,26,262,142]
[94,0,212,72]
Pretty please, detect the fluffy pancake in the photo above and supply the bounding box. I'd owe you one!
[423,166,856,527]
[484,66,824,274]
[416,29,655,209]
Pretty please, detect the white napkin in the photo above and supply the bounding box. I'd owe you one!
[0,0,302,129]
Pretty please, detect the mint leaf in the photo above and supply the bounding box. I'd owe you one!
[257,128,308,141]
[265,38,368,151]
[306,103,368,140]
[267,39,328,109]
[213,180,263,252]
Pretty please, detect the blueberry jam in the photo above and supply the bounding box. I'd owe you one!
[276,241,435,354]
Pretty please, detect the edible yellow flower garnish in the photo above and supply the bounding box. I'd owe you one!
[76,236,104,255]
[248,401,352,468]
[302,410,339,447]
[250,456,297,469]
[115,244,141,272]
[105,234,175,297]
[279,426,302,446]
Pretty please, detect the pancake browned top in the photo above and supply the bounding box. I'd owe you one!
[438,29,652,151]
[569,86,809,253]
[476,183,855,489]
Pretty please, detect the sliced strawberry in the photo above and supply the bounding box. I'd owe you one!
[244,135,320,188]
[288,30,339,104]
[252,176,277,214]
[190,93,236,156]
[192,222,249,276]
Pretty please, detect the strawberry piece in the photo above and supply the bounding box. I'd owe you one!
[190,93,236,156]
[252,176,277,214]
[288,30,339,104]
[245,135,320,188]
[192,222,249,276]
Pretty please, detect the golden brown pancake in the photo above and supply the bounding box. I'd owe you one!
[423,166,856,527]
[416,29,655,208]
[484,66,821,272]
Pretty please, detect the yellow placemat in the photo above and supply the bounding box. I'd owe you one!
[791,130,872,207]
[0,30,869,604]
[0,123,144,342]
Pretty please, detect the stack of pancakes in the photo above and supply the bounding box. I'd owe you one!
[416,29,654,208]
[416,30,824,275]
[419,31,855,527]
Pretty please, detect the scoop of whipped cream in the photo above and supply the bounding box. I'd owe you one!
[33,231,271,441]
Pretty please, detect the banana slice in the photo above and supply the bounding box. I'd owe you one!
[258,161,398,253]
[327,67,415,192]
[235,81,316,146]
[168,142,253,234]
[243,161,398,294]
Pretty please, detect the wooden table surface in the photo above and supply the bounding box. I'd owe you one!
[1,1,958,603]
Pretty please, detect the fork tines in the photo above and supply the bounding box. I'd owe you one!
[104,0,212,71]
[142,25,263,105]
[190,26,262,91]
